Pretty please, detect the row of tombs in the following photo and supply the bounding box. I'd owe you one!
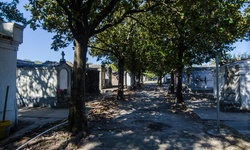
[16,59,121,108]
[16,59,250,111]
[169,60,250,111]
[216,60,250,111]
[1,23,249,111]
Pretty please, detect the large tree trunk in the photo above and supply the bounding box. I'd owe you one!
[131,72,136,89]
[117,57,125,100]
[170,70,175,93]
[68,37,88,134]
[176,66,184,103]
[137,70,141,88]
[158,74,163,86]
[176,49,184,103]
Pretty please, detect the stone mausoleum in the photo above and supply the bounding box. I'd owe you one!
[0,22,24,127]
[16,58,72,107]
[184,65,215,93]
[214,59,250,111]
[16,55,104,108]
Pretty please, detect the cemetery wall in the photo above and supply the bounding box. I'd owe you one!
[16,61,101,107]
[16,60,73,108]
[16,66,58,107]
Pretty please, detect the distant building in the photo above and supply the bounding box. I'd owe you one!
[184,65,215,93]
[88,64,116,92]
[88,64,107,91]
[86,66,100,94]
[163,74,171,84]
[112,71,132,88]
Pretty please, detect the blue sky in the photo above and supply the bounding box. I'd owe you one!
[12,0,250,63]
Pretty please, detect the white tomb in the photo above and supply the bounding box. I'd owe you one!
[0,22,24,127]
[214,59,250,111]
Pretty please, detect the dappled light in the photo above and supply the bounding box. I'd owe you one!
[240,73,250,110]
[16,68,58,107]
[184,93,216,109]
[80,84,249,149]
[2,84,250,149]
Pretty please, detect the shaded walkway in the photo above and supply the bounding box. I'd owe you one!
[81,85,250,150]
[184,93,250,139]
[1,84,250,149]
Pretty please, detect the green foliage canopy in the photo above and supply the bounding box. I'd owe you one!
[25,0,158,50]
[0,0,27,25]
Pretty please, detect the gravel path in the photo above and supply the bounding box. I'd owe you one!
[1,84,250,150]
[83,85,250,150]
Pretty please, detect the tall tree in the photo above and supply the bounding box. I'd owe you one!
[123,17,150,89]
[89,15,157,91]
[151,0,247,103]
[25,0,160,134]
[89,18,138,100]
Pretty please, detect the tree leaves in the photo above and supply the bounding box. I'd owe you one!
[0,0,27,25]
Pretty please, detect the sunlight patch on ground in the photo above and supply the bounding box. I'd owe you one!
[81,142,102,150]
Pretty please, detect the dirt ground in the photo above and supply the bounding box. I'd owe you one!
[1,84,250,150]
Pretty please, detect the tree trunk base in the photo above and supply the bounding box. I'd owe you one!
[61,131,88,149]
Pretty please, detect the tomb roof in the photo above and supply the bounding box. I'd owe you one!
[17,59,102,70]
[222,59,250,68]
[0,21,11,38]
[0,22,24,43]
[88,64,102,68]
[17,59,59,68]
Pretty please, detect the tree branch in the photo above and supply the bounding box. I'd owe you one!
[82,0,93,27]
[94,2,162,35]
[56,0,76,37]
[91,0,120,30]
[127,15,162,37]
[88,45,118,57]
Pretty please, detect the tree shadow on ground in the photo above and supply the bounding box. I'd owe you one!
[3,84,249,149]
[82,84,249,150]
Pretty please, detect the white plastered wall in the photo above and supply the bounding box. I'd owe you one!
[0,22,24,127]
